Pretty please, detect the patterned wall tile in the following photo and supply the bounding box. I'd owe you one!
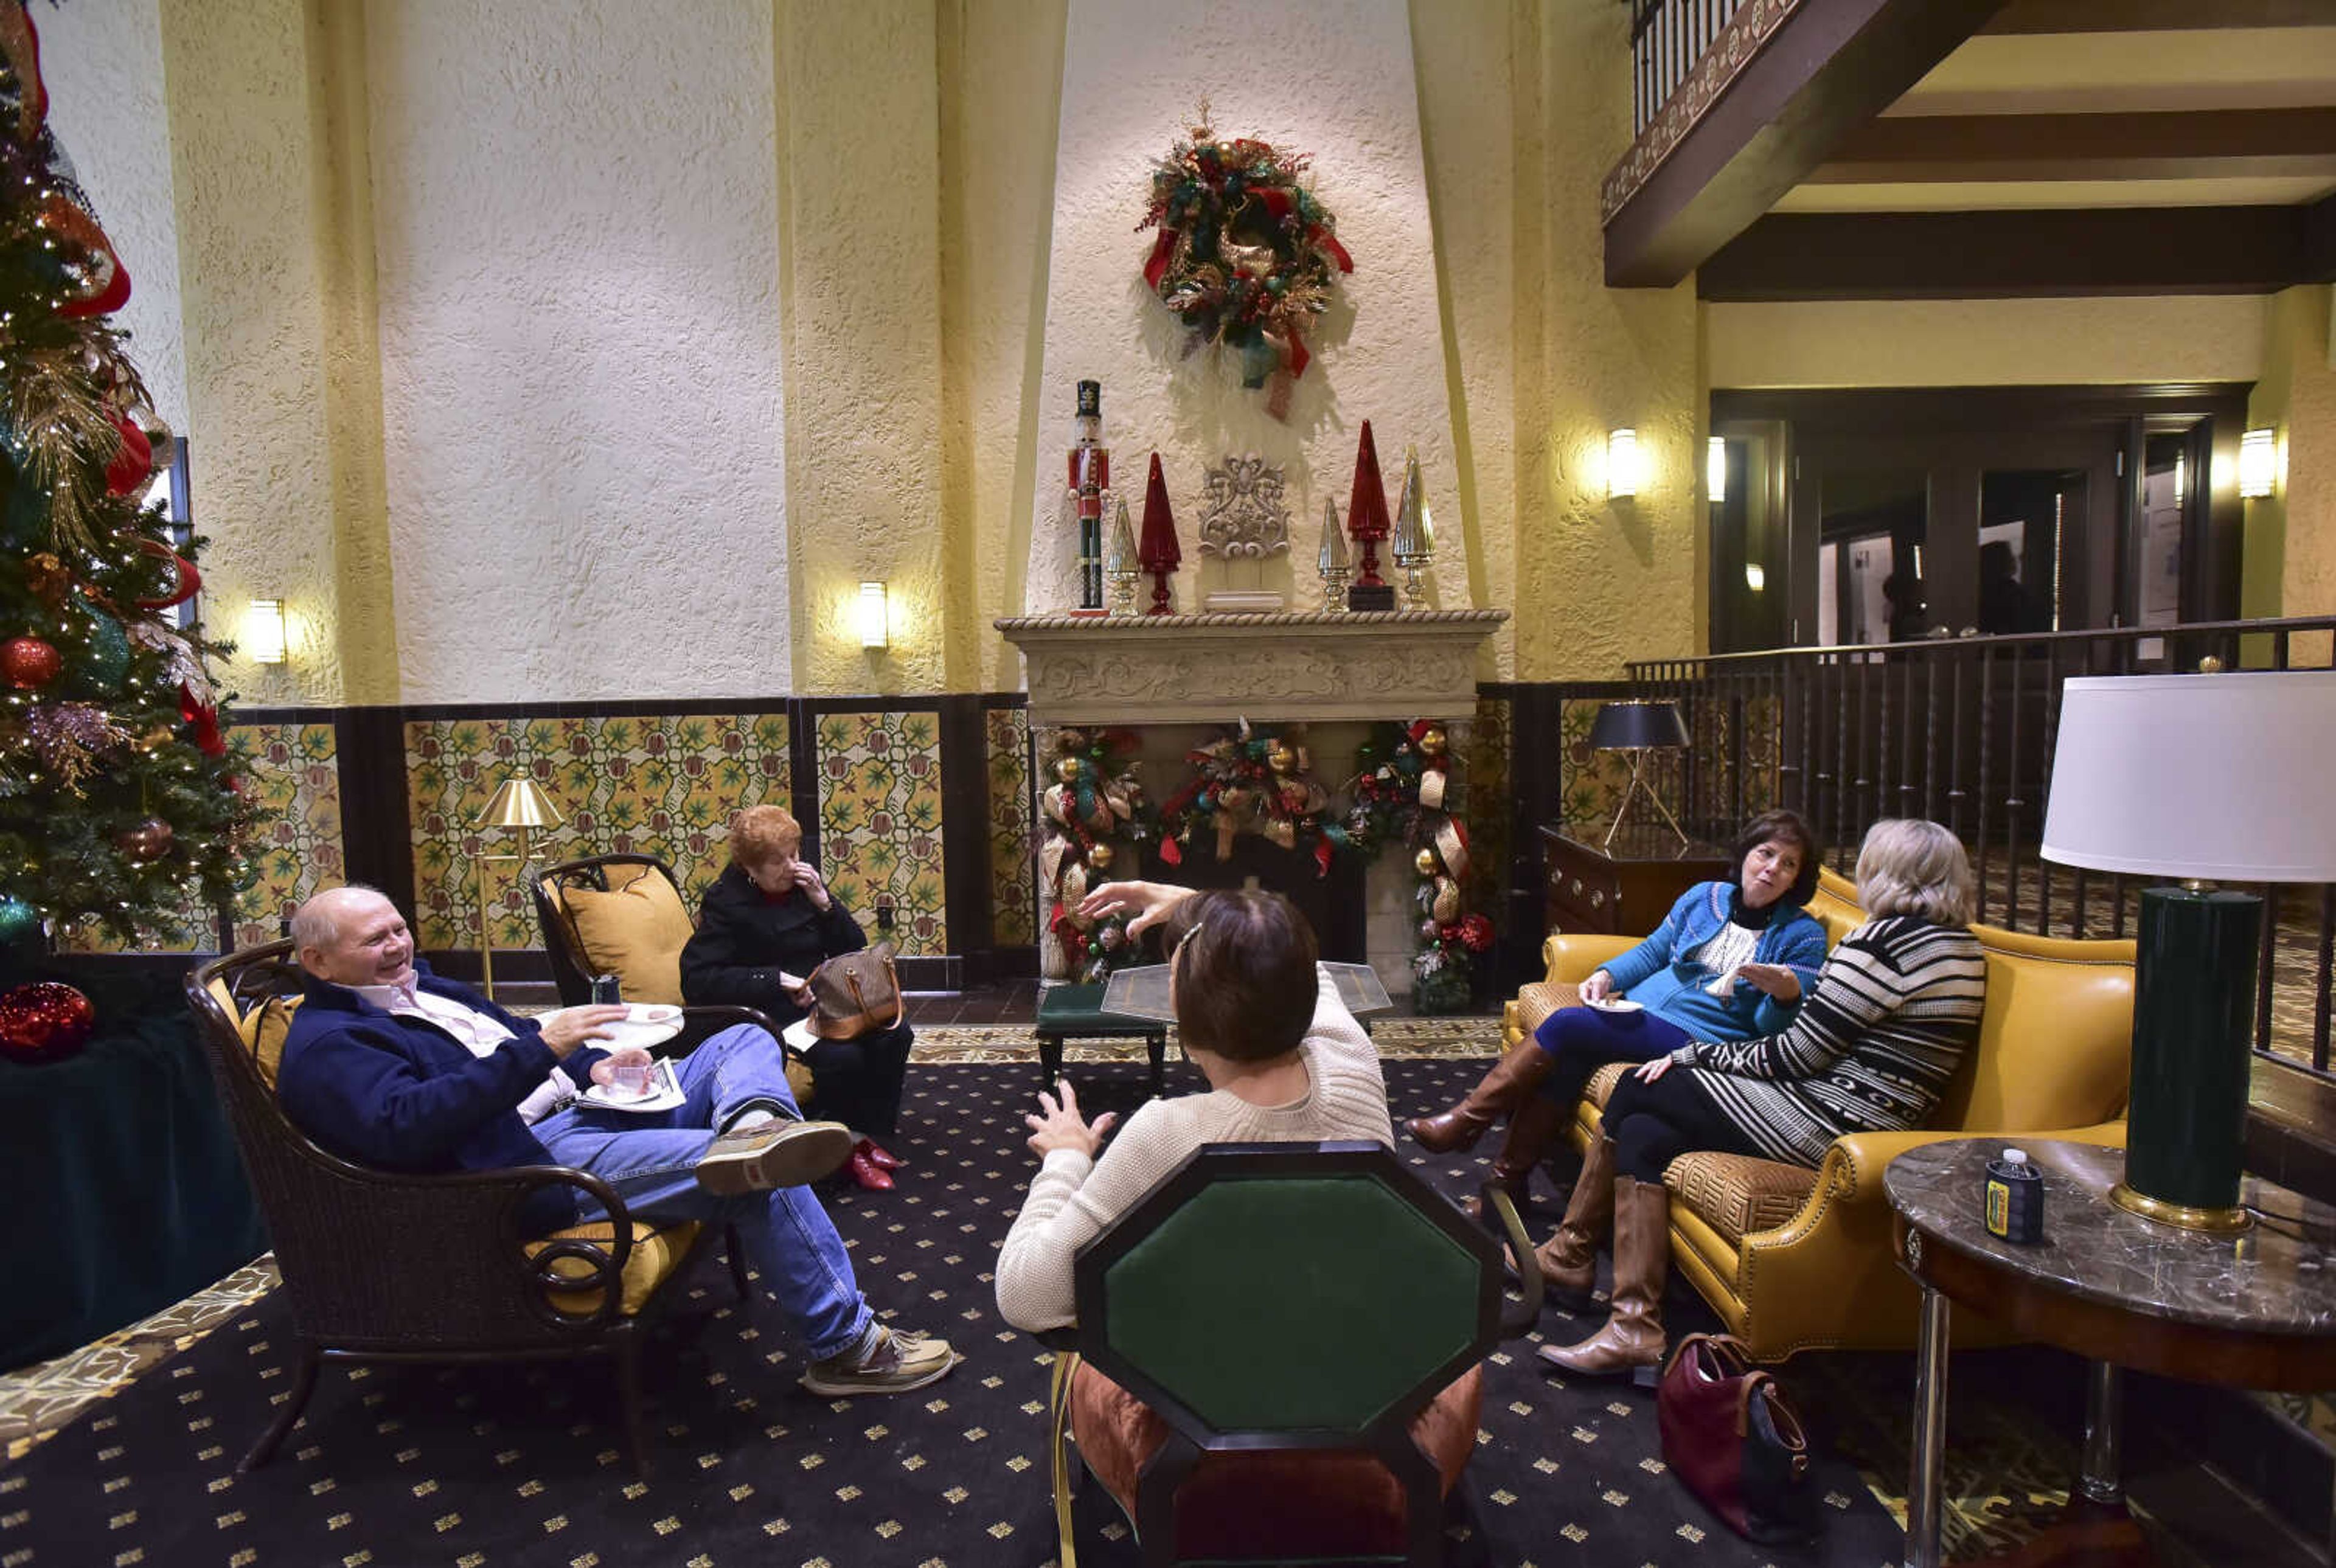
[1558,699,1635,831]
[405,713,790,951]
[229,723,344,947]
[1464,695,1510,930]
[54,720,343,954]
[813,710,946,956]
[986,706,1035,946]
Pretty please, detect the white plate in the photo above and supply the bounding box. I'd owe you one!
[1586,997,1643,1013]
[783,1017,818,1052]
[577,1057,686,1114]
[546,1003,684,1053]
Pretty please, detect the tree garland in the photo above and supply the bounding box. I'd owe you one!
[1349,721,1490,1014]
[1138,109,1352,418]
[1038,727,1156,982]
[1158,720,1349,877]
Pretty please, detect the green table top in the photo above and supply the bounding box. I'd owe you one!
[1035,982,1163,1035]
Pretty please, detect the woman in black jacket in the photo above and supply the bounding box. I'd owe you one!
[681,805,912,1190]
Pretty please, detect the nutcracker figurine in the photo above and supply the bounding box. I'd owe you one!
[1067,380,1109,615]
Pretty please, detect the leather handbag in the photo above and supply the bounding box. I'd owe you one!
[804,942,904,1041]
[1655,1333,1818,1544]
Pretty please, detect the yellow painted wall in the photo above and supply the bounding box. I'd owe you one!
[158,0,397,706]
[2245,286,2336,639]
[1509,1,1703,679]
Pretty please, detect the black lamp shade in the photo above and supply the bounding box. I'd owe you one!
[1588,701,1690,751]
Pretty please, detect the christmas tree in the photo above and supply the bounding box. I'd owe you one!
[0,2,255,969]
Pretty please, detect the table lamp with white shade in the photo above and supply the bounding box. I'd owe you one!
[2040,670,2336,1231]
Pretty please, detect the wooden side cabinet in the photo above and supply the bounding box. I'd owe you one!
[1538,825,1733,937]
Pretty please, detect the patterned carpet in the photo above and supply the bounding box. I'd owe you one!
[0,1025,2090,1567]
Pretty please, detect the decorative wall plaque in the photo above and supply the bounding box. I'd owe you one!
[1196,454,1291,560]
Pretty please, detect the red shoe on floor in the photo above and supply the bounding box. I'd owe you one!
[846,1147,895,1191]
[857,1138,904,1172]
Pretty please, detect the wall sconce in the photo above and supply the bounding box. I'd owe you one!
[2239,427,2278,499]
[1744,563,1766,592]
[857,580,889,650]
[244,597,287,664]
[1607,428,1638,500]
[1707,436,1726,504]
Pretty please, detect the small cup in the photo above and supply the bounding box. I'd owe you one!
[608,1059,656,1100]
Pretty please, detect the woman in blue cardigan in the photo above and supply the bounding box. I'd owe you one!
[1407,809,1827,1214]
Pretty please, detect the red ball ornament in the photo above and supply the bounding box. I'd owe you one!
[0,982,97,1062]
[116,816,175,863]
[2,636,63,690]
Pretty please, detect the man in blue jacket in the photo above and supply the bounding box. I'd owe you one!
[276,884,957,1396]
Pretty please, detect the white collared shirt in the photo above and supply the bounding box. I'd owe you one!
[355,977,575,1124]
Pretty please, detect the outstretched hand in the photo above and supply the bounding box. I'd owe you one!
[1025,1078,1118,1160]
[1074,879,1192,939]
[538,1004,628,1058]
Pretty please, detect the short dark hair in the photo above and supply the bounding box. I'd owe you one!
[1157,889,1319,1063]
[1731,808,1823,907]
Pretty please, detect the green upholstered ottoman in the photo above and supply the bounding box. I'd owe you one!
[1034,982,1169,1098]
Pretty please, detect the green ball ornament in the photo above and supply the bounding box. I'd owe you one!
[68,611,131,694]
[0,897,39,952]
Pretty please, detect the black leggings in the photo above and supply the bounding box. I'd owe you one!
[799,1020,914,1137]
[1599,1067,1773,1183]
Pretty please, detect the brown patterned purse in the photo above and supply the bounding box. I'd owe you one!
[803,942,903,1040]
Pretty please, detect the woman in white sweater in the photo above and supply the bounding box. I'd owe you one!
[993,879,1391,1333]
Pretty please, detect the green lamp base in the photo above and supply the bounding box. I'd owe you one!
[2122,884,2261,1229]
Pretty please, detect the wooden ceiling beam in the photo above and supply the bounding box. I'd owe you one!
[1981,0,2336,33]
[1697,205,2317,299]
[1603,0,2011,288]
[1809,108,2336,183]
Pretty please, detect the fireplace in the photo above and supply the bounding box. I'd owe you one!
[996,609,1507,996]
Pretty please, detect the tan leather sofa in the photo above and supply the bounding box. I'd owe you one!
[1498,866,2136,1361]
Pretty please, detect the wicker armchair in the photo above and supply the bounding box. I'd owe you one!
[185,940,747,1478]
[529,852,813,1097]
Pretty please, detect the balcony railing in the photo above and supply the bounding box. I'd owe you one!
[1631,0,1747,136]
[1621,617,2336,1078]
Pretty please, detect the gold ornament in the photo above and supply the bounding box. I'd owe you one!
[1088,841,1116,871]
[1414,847,1439,877]
[26,552,70,606]
[1419,726,1448,757]
[1264,818,1296,851]
[1057,756,1085,785]
[1265,741,1296,774]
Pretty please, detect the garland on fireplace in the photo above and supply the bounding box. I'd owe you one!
[1158,719,1350,878]
[1350,720,1491,1015]
[1038,727,1157,982]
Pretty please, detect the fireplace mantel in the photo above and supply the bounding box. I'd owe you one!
[995,609,1509,726]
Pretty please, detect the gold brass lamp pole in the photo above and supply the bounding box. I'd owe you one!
[472,777,563,1001]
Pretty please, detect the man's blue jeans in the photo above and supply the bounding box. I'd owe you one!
[531,1024,872,1361]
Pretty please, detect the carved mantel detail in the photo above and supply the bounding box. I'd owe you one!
[995,609,1509,727]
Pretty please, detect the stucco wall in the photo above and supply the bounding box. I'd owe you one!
[367,1,788,704]
[1021,0,1465,625]
[1709,297,2268,389]
[1511,1,1702,680]
[2245,286,2336,630]
[40,0,187,437]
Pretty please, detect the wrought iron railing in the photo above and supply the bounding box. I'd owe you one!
[1624,617,2336,1077]
[1631,0,1747,135]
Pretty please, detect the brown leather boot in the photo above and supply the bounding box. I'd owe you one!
[1538,1175,1670,1376]
[1528,1133,1616,1307]
[1467,1092,1571,1221]
[1406,1044,1553,1154]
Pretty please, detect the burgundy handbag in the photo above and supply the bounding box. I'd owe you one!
[1655,1333,1818,1544]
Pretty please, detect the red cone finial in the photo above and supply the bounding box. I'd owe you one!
[1347,420,1391,591]
[1138,453,1181,615]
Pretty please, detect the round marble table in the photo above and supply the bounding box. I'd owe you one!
[1886,1138,2336,1568]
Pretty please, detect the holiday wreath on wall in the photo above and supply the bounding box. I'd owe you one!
[1139,108,1352,420]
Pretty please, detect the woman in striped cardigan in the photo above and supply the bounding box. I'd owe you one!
[1534,819,1987,1378]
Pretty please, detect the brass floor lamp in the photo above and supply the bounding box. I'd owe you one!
[473,777,563,1001]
